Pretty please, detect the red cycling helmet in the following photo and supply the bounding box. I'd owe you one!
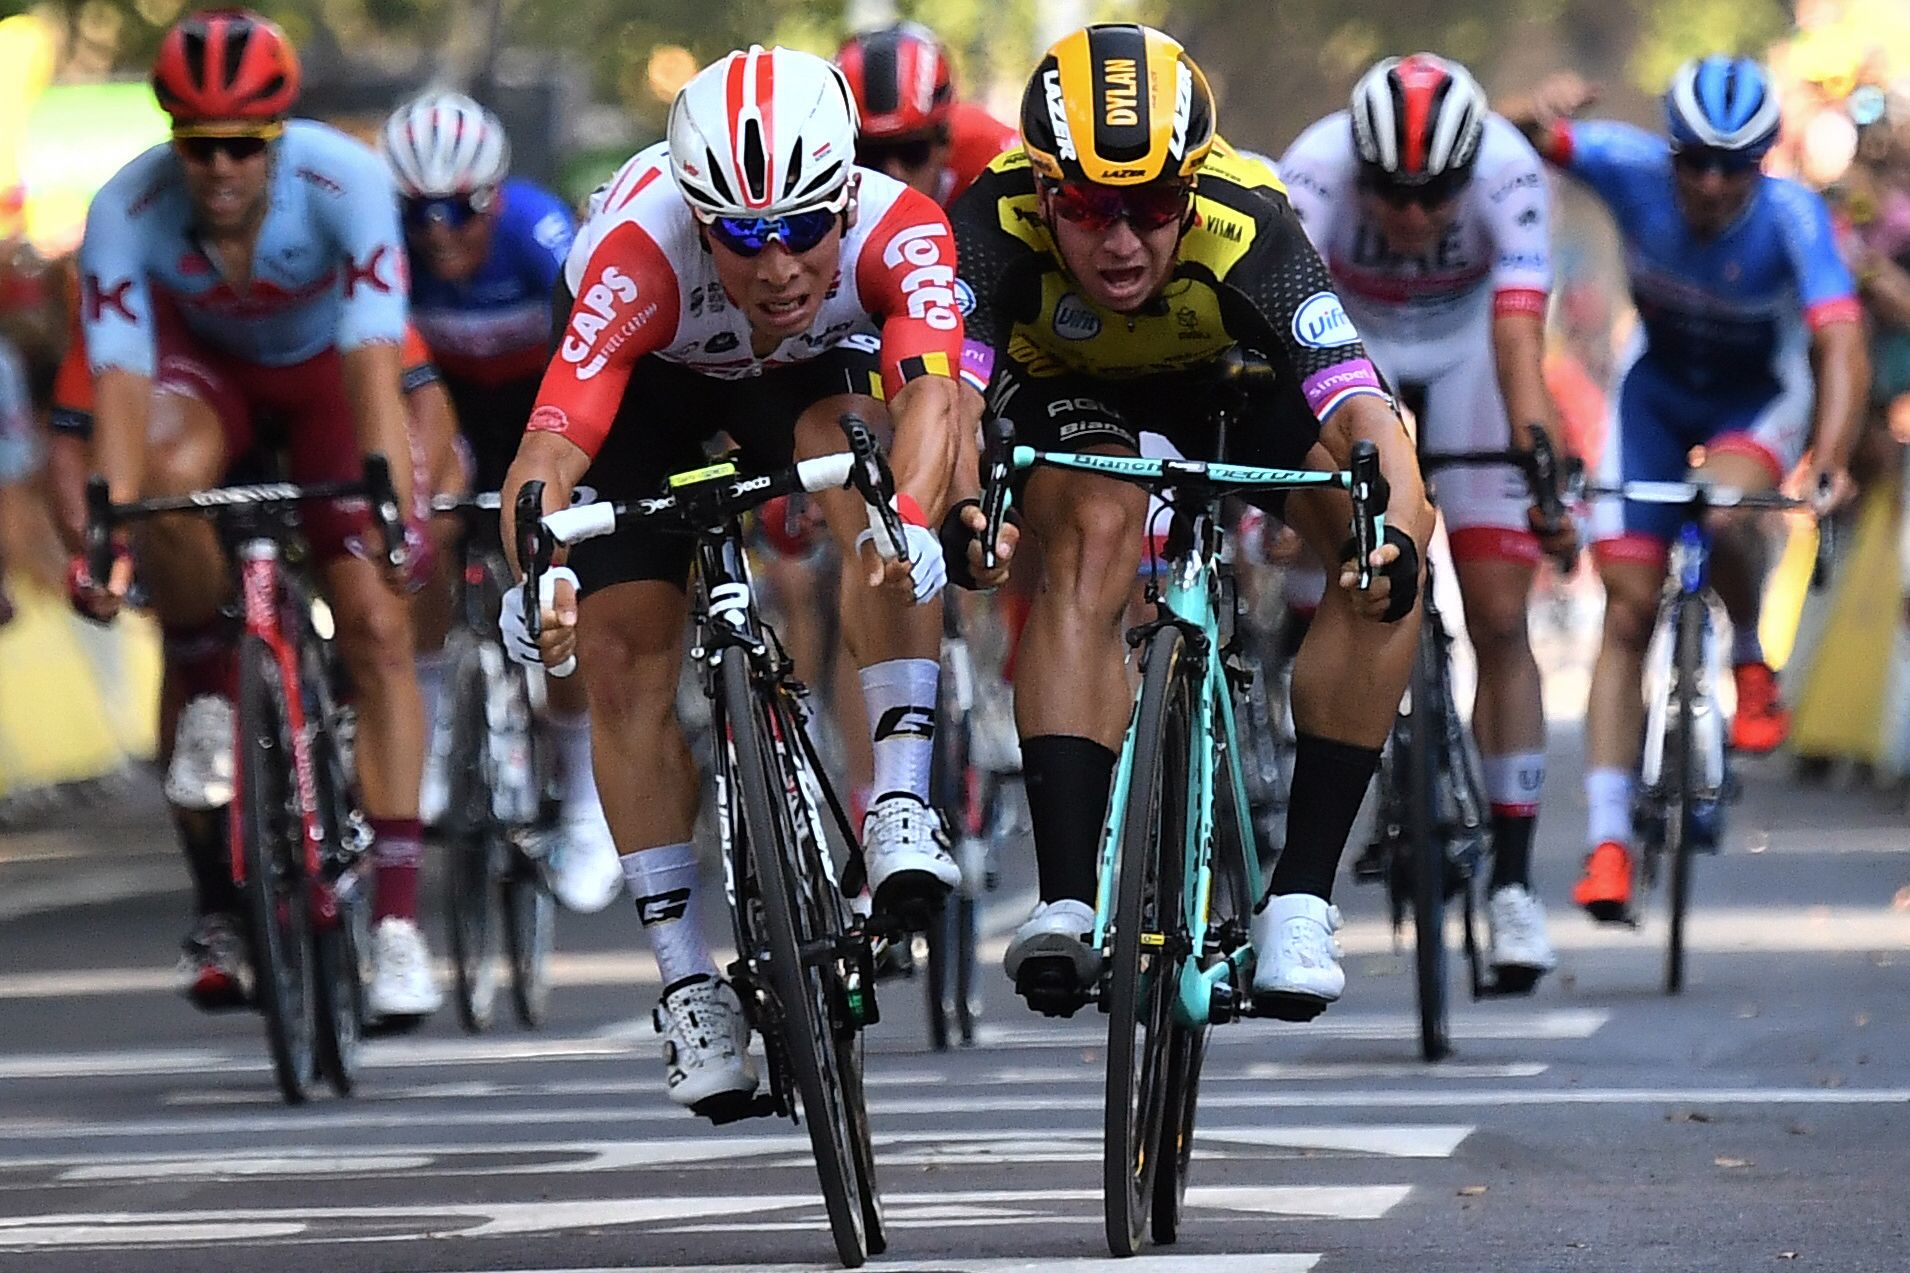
[152,9,301,125]
[835,23,954,141]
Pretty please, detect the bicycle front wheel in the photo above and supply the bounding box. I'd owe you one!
[1665,596,1704,995]
[722,652,876,1268]
[443,632,504,1032]
[236,634,316,1104]
[1105,628,1193,1257]
[1406,635,1452,1062]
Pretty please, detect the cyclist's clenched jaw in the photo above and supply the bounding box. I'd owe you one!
[1049,210,1179,315]
[703,220,843,340]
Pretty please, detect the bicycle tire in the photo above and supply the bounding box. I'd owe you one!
[303,634,365,1098]
[1408,629,1452,1062]
[1105,628,1191,1257]
[953,892,979,1047]
[312,894,364,1097]
[722,651,873,1268]
[443,632,504,1033]
[236,634,315,1104]
[504,862,554,1028]
[925,636,974,1051]
[1665,596,1703,995]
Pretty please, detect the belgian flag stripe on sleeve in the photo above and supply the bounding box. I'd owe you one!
[898,351,951,382]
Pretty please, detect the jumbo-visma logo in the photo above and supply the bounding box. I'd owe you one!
[1291,291,1357,350]
[1052,293,1102,341]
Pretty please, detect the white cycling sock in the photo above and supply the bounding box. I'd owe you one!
[860,658,938,804]
[622,842,716,988]
[1482,751,1545,817]
[548,709,600,810]
[1584,767,1633,848]
[415,649,448,745]
[1730,624,1765,668]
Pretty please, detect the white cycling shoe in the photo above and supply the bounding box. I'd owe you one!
[1251,893,1345,1018]
[165,695,235,811]
[367,917,444,1019]
[862,794,959,917]
[655,974,760,1113]
[544,797,624,914]
[1004,899,1100,1017]
[1487,885,1559,981]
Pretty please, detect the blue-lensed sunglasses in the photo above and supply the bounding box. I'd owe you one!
[403,192,493,231]
[705,208,841,257]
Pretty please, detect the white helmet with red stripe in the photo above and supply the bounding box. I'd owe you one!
[1350,52,1487,186]
[667,45,860,220]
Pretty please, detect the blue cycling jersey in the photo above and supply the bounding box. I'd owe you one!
[79,120,409,377]
[1561,120,1858,394]
[407,178,574,386]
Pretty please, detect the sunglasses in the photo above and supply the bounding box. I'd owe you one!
[857,130,946,173]
[173,132,275,163]
[1043,181,1191,232]
[1671,147,1760,177]
[703,207,842,257]
[1359,168,1467,210]
[403,191,495,231]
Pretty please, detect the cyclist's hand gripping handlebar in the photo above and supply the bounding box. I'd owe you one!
[1522,423,1579,570]
[841,414,908,563]
[508,479,577,677]
[362,453,408,576]
[979,415,1015,571]
[1348,440,1388,592]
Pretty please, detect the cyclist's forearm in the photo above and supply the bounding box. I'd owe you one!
[93,368,152,505]
[1491,310,1559,453]
[887,373,967,519]
[499,430,592,578]
[1327,395,1432,545]
[1807,320,1869,472]
[342,340,414,505]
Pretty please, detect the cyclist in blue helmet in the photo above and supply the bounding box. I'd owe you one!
[1506,56,1867,920]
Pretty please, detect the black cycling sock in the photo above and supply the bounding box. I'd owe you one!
[175,809,239,918]
[1021,734,1117,905]
[1264,733,1383,905]
[1489,813,1537,891]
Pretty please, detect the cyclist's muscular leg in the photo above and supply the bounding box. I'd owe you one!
[1455,556,1547,889]
[1016,457,1147,904]
[1584,553,1663,859]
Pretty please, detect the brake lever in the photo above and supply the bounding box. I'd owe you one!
[515,480,548,642]
[840,413,910,562]
[1348,440,1387,592]
[362,453,407,574]
[980,415,1015,571]
[1524,424,1578,571]
[84,476,117,587]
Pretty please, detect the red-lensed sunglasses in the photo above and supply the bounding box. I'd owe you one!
[1043,181,1192,232]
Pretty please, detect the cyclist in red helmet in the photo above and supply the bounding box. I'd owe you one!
[836,23,1017,208]
[74,9,443,1021]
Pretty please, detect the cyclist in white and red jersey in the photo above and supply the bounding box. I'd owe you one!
[1279,54,1576,983]
[497,46,976,1115]
[69,10,441,1020]
[836,23,1018,208]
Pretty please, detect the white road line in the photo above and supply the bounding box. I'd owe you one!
[0,863,183,922]
[970,1008,1611,1049]
[623,1260,1318,1273]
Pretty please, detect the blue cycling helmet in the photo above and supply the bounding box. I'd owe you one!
[1664,55,1781,158]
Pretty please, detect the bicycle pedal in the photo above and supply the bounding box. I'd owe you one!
[696,1090,779,1126]
[363,1013,428,1038]
[1014,959,1090,1019]
[1248,991,1331,1022]
[1351,845,1389,883]
[1484,966,1544,997]
[870,877,948,933]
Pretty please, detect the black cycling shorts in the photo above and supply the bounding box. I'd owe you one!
[444,373,540,496]
[987,352,1324,516]
[569,344,881,595]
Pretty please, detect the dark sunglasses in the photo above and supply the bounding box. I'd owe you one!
[403,191,496,231]
[174,133,272,163]
[857,130,946,172]
[1043,181,1191,232]
[1671,147,1760,177]
[1359,168,1467,209]
[704,208,841,257]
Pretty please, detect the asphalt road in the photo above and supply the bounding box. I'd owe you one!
[1,724,1907,1273]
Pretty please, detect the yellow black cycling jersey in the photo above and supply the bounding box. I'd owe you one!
[950,143,1381,411]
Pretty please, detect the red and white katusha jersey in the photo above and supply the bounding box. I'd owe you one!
[1276,112,1552,346]
[532,142,963,458]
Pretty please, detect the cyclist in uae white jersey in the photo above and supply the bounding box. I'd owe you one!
[1279,53,1575,983]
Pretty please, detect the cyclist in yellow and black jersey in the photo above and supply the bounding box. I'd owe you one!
[947,23,1431,1020]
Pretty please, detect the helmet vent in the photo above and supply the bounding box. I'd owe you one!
[741,119,768,201]
[704,148,736,204]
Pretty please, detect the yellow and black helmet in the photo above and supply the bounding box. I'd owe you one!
[1019,24,1217,187]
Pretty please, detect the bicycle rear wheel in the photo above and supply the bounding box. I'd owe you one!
[236,635,316,1104]
[443,632,504,1032]
[723,652,876,1267]
[1407,633,1451,1062]
[1106,629,1192,1257]
[1665,597,1703,995]
[504,859,554,1028]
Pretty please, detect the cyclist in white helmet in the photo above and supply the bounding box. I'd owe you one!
[380,92,624,914]
[496,46,984,1116]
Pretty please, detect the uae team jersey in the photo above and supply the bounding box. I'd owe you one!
[79,120,409,377]
[1276,111,1553,343]
[408,178,575,386]
[529,142,966,459]
[1553,120,1859,392]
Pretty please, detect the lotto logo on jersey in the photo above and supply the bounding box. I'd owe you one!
[561,265,658,379]
[1291,291,1358,350]
[882,224,960,332]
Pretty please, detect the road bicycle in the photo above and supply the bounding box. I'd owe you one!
[86,456,405,1104]
[431,492,557,1032]
[980,353,1389,1255]
[1359,421,1570,1061]
[521,419,907,1268]
[1579,478,1823,994]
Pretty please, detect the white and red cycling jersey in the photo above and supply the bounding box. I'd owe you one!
[1278,111,1553,562]
[530,142,964,459]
